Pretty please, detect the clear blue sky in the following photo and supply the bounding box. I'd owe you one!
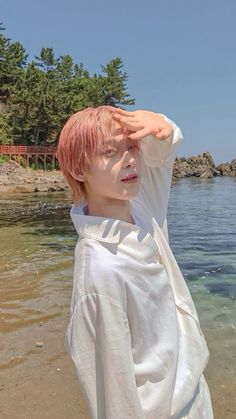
[1,0,236,164]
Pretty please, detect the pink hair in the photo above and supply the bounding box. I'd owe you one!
[57,105,128,204]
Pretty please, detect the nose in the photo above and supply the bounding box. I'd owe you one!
[123,149,136,168]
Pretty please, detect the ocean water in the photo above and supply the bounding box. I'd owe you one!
[168,177,236,326]
[0,177,235,332]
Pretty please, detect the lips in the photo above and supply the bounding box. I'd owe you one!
[121,173,138,181]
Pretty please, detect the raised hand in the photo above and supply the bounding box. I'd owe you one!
[112,108,173,141]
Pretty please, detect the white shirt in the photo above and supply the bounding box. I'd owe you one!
[65,116,210,419]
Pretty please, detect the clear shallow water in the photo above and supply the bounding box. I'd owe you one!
[168,178,236,383]
[0,178,235,373]
[169,177,236,301]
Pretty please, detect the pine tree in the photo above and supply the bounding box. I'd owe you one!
[100,57,135,106]
[0,25,135,146]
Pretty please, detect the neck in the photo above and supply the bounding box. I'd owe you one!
[86,198,133,224]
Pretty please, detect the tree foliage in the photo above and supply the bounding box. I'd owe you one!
[0,112,13,144]
[0,24,135,145]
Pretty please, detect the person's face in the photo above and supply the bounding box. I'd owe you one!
[84,127,142,204]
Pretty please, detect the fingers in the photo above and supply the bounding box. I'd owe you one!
[113,114,142,131]
[155,127,173,140]
[128,127,152,140]
[113,114,136,124]
[112,109,173,141]
[113,113,126,122]
[112,108,136,117]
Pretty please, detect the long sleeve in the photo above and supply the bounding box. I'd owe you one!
[138,115,183,241]
[139,114,183,169]
[65,292,145,419]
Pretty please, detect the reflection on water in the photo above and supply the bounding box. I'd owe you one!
[0,179,235,376]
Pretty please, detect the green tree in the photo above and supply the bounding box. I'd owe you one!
[9,62,45,144]
[0,23,28,104]
[0,113,13,144]
[34,47,57,72]
[0,25,135,147]
[100,57,135,106]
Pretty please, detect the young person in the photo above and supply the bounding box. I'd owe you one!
[57,106,214,419]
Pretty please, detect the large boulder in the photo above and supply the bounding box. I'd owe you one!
[173,152,221,178]
[216,159,236,176]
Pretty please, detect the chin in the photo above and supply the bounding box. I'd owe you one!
[122,189,140,200]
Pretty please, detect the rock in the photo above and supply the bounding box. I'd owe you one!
[35,185,52,192]
[13,185,36,193]
[173,152,225,178]
[199,168,215,179]
[0,160,68,192]
[216,159,236,176]
[35,341,44,348]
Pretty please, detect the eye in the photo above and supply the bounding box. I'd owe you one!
[103,149,116,157]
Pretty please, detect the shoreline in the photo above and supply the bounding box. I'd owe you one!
[0,152,235,195]
[0,183,68,194]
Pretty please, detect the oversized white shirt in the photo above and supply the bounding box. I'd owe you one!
[65,116,210,419]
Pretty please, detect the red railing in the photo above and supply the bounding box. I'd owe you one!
[0,145,57,154]
[0,145,58,170]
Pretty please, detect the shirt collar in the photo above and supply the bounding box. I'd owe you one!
[70,202,140,244]
[70,204,201,323]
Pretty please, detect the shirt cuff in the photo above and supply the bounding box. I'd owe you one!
[139,114,183,168]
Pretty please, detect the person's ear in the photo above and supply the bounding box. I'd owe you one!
[69,169,86,182]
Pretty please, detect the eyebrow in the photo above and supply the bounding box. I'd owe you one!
[104,138,130,148]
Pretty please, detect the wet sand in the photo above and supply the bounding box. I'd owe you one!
[0,311,236,419]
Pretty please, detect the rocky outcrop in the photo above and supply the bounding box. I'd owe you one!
[173,152,235,178]
[173,152,219,178]
[216,159,236,176]
[0,160,67,193]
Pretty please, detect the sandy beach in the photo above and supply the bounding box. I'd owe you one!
[0,310,236,419]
